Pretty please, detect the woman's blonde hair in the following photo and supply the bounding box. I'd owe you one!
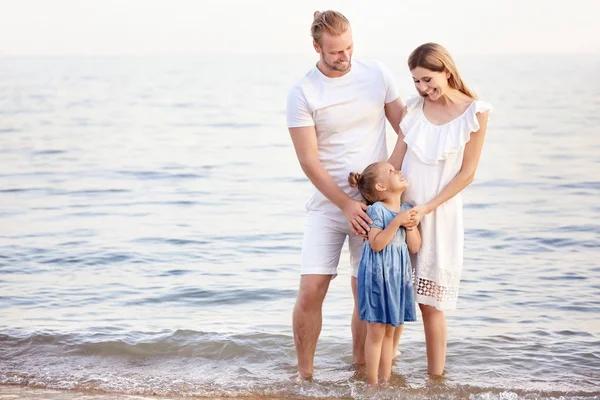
[408,42,477,99]
[311,10,350,46]
[348,163,382,205]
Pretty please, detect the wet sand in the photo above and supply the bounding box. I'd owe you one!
[0,385,340,400]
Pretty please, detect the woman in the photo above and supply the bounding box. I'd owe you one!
[388,42,492,376]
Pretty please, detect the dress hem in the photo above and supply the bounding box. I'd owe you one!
[359,317,417,326]
[415,294,457,311]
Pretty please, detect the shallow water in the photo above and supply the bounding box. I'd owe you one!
[0,54,599,399]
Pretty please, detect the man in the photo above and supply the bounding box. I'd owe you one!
[286,10,405,379]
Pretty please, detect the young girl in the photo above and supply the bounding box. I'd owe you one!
[348,162,422,385]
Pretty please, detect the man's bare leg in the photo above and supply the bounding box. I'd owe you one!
[351,276,366,365]
[293,274,332,379]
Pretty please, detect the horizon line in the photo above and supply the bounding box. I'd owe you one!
[1,51,599,58]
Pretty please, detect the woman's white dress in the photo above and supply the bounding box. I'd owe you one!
[400,95,492,310]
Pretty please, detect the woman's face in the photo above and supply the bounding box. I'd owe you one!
[411,66,449,101]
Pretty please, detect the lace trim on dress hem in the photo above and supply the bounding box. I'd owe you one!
[413,276,459,303]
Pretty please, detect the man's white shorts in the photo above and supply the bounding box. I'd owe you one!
[300,213,365,278]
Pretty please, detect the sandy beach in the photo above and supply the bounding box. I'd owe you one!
[0,385,342,400]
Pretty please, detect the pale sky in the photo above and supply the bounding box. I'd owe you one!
[0,0,598,56]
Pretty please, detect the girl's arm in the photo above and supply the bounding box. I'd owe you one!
[368,210,414,252]
[412,111,489,223]
[405,226,422,254]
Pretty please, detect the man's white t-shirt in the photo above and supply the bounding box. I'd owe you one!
[286,58,400,222]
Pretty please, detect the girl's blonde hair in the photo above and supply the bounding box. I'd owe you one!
[348,162,381,205]
[408,42,477,99]
[311,10,350,46]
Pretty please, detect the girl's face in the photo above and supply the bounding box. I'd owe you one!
[411,66,450,101]
[376,163,408,193]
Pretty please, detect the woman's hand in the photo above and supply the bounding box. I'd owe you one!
[411,204,432,225]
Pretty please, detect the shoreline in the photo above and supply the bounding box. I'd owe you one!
[0,385,342,400]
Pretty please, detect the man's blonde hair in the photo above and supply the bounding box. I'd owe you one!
[311,10,350,46]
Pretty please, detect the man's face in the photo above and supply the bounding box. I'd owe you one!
[314,28,353,73]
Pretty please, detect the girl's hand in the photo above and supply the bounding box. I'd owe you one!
[396,209,416,227]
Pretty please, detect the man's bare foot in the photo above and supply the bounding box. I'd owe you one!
[290,371,313,382]
[349,363,367,382]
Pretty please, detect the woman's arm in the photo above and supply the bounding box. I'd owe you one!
[412,111,489,222]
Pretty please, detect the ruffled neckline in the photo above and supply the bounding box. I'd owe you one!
[400,94,492,165]
[420,98,476,127]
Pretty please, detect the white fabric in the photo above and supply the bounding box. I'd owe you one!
[286,58,400,222]
[300,213,364,278]
[401,94,492,310]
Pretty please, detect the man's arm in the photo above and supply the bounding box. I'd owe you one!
[385,98,408,169]
[384,97,406,135]
[289,126,349,211]
[378,61,404,136]
[289,126,372,236]
[387,130,407,170]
